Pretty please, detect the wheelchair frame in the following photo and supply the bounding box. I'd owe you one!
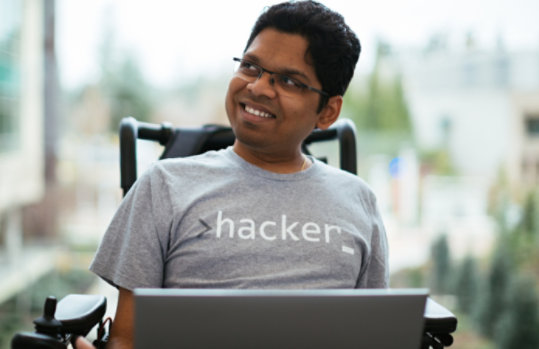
[12,116,457,349]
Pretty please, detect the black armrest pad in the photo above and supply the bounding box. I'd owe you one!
[424,297,458,334]
[55,294,107,336]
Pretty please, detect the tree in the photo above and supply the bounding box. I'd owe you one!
[97,15,153,132]
[495,274,539,349]
[101,56,153,131]
[429,234,452,294]
[474,242,513,338]
[343,41,412,133]
[518,190,539,240]
[453,255,479,314]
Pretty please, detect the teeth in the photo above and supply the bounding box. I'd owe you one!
[245,105,273,118]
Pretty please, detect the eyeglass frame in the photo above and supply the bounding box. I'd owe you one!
[232,57,329,98]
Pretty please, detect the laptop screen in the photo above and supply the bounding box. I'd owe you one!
[134,288,427,349]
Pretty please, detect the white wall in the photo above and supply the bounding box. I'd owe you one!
[398,48,539,186]
[0,0,44,212]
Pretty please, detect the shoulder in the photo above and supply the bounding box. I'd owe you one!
[314,160,370,188]
[149,148,235,177]
[313,160,378,202]
[125,148,234,196]
[125,148,237,205]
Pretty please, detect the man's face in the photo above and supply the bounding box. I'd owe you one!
[225,28,330,157]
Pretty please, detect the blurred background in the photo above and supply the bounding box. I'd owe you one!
[1,0,539,347]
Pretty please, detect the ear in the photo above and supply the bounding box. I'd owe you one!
[316,95,343,130]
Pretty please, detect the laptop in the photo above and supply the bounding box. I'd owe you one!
[134,288,428,349]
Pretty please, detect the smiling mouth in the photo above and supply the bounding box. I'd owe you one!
[241,103,276,119]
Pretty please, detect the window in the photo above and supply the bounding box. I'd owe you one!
[525,115,539,137]
[0,0,22,152]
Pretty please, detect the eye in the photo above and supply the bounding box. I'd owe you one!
[278,75,305,90]
[239,61,260,76]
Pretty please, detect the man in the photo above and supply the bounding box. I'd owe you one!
[77,1,389,347]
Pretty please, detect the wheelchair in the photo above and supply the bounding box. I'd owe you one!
[12,117,457,348]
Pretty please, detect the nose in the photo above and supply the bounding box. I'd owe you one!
[247,71,277,99]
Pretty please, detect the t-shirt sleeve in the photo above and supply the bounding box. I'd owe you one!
[356,193,390,289]
[89,163,173,290]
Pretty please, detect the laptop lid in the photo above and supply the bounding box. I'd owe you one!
[134,288,427,349]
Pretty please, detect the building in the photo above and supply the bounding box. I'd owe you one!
[396,45,539,190]
[0,0,57,304]
[372,42,539,266]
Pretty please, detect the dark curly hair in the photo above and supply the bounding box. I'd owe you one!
[244,0,360,111]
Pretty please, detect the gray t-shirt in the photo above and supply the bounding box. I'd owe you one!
[90,147,389,290]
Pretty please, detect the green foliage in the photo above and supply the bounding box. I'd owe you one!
[26,269,97,311]
[495,274,539,349]
[101,56,153,131]
[486,169,515,235]
[0,269,97,348]
[343,42,412,135]
[518,190,539,240]
[453,255,479,314]
[344,74,412,132]
[429,234,452,294]
[409,182,539,348]
[491,188,539,282]
[419,148,455,175]
[464,186,539,348]
[97,20,154,132]
[0,310,23,349]
[474,242,513,338]
[389,266,426,289]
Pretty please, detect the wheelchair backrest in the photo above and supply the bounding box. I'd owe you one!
[119,116,358,196]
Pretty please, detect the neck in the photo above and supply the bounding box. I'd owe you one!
[232,142,310,174]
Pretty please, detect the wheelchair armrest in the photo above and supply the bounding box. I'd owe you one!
[424,297,457,334]
[55,294,107,336]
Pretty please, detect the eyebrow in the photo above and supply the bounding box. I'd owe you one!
[242,53,312,83]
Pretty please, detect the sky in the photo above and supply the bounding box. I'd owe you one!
[57,0,539,90]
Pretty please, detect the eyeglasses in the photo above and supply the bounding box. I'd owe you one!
[233,57,328,98]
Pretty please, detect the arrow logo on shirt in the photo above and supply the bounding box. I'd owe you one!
[197,219,212,238]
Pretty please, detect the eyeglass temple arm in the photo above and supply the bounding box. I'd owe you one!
[304,119,357,174]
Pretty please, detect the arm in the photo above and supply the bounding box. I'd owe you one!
[75,287,134,349]
[356,192,390,288]
[107,287,134,348]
